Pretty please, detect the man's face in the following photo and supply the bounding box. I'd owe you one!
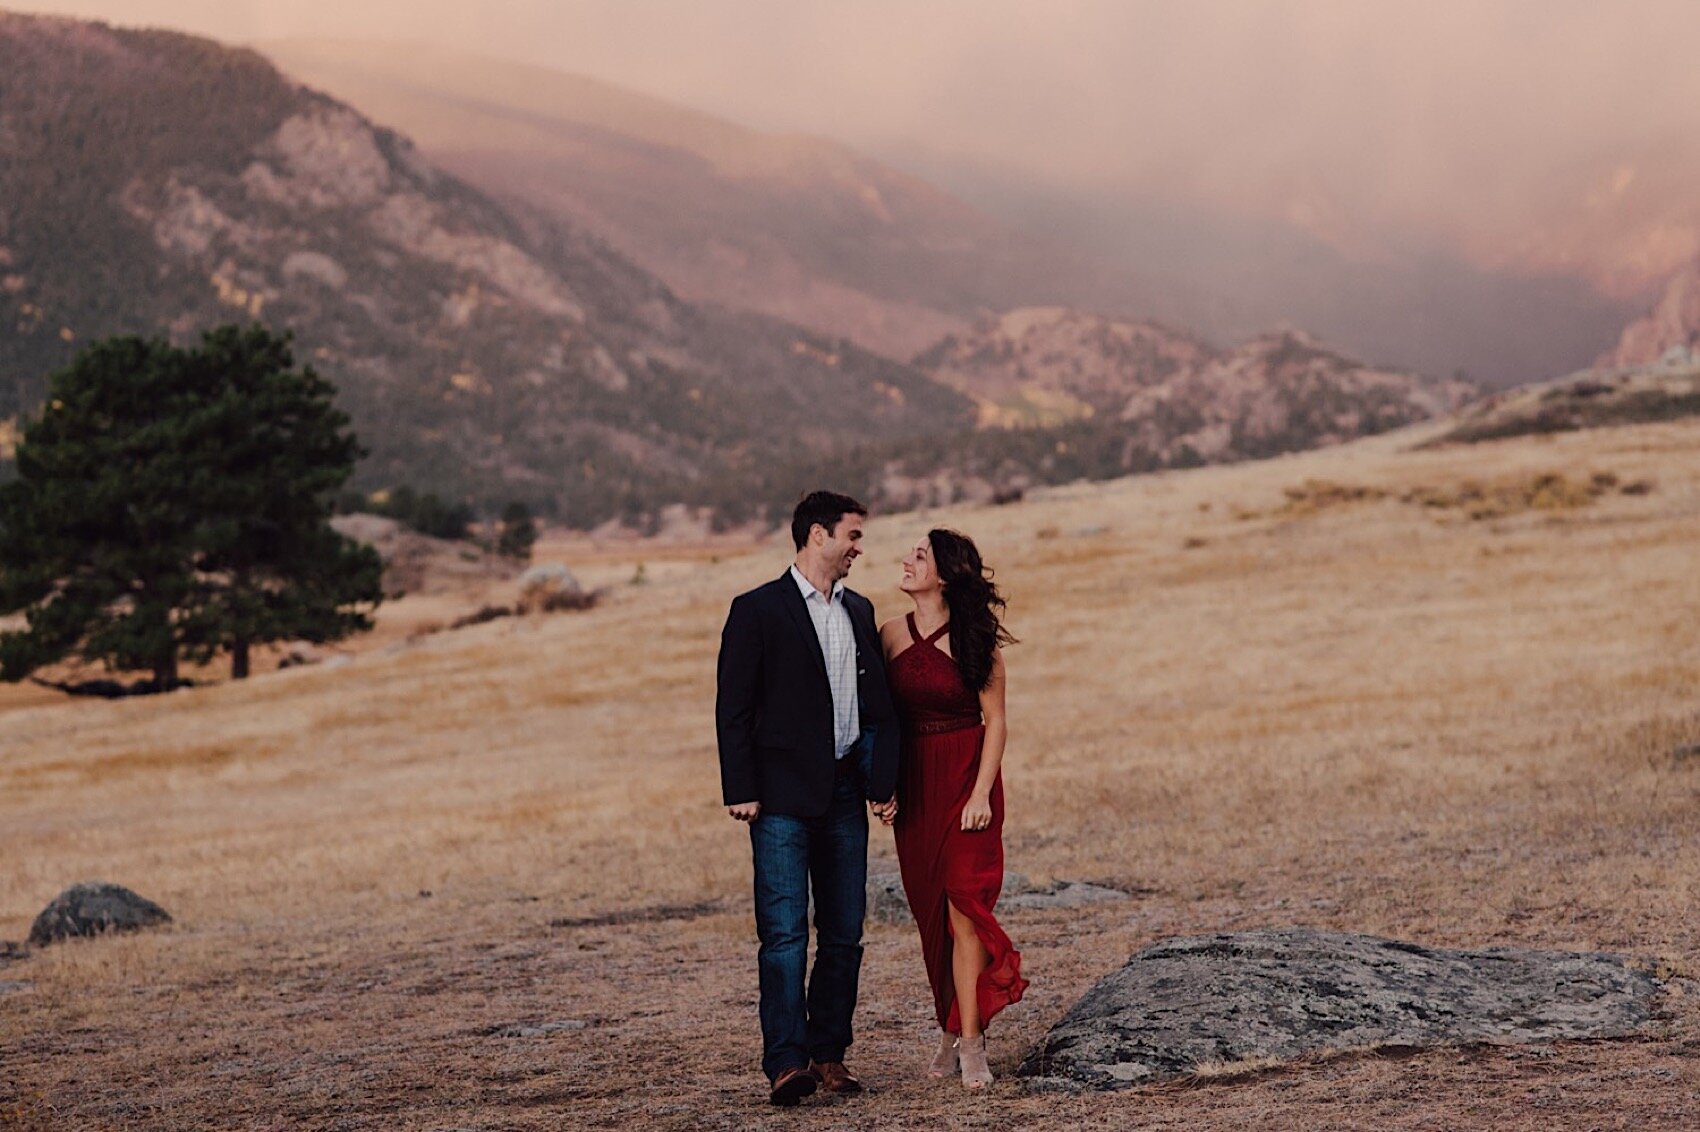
[817,513,864,581]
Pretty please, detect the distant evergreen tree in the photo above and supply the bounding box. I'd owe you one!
[0,325,383,686]
[496,501,537,560]
[368,484,474,540]
[406,491,474,541]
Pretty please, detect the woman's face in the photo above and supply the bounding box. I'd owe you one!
[899,537,940,594]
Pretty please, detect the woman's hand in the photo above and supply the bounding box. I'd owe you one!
[960,793,992,832]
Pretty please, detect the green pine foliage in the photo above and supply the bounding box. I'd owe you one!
[496,501,538,560]
[0,324,383,686]
[366,487,475,542]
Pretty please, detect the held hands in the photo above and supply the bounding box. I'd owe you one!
[727,801,761,823]
[870,797,898,826]
[960,792,993,832]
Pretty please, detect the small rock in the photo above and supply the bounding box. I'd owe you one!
[277,641,328,668]
[866,868,1118,922]
[0,980,31,995]
[29,883,172,946]
[516,563,584,612]
[866,868,910,924]
[1672,743,1700,765]
[1002,881,1130,911]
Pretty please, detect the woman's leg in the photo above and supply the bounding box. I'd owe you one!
[947,899,989,1038]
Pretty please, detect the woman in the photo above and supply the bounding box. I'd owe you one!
[880,528,1027,1090]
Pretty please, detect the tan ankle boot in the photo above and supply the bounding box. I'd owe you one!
[959,1034,993,1089]
[927,1031,958,1078]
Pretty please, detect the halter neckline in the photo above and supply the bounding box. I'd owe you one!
[906,611,950,646]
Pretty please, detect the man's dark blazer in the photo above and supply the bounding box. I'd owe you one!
[716,571,899,817]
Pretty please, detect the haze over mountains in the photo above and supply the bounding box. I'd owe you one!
[12,11,1697,533]
[936,169,1644,390]
[259,39,1190,363]
[258,38,1657,390]
[0,12,1496,529]
[23,1,1700,389]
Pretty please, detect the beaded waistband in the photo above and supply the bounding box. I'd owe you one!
[903,717,983,738]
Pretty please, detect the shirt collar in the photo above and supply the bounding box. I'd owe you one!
[790,563,844,603]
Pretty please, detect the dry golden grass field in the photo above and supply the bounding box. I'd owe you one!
[4,418,1700,1130]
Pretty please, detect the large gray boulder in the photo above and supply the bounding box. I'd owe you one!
[28,883,172,946]
[1018,929,1664,1089]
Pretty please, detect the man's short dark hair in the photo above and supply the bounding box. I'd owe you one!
[791,491,868,550]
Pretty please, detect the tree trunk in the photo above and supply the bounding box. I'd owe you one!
[152,653,178,690]
[231,639,250,680]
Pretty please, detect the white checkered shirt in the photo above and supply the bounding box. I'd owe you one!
[790,564,860,760]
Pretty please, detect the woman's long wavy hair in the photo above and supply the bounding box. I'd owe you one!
[929,528,1016,693]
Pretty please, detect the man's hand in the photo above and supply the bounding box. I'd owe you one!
[869,797,898,826]
[728,801,761,823]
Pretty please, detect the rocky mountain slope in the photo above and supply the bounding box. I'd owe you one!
[1117,329,1477,465]
[1434,366,1700,446]
[258,39,1183,362]
[916,307,1216,427]
[0,14,971,527]
[1596,261,1700,370]
[912,309,1476,472]
[0,15,1487,530]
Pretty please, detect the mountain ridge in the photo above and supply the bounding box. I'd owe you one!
[0,12,974,527]
[1,14,1487,530]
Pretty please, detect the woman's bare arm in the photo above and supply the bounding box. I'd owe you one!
[962,648,1007,831]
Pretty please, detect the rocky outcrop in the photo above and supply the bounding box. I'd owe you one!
[29,883,172,946]
[916,310,1476,464]
[917,307,1213,426]
[1597,261,1700,369]
[1018,929,1664,1090]
[1119,328,1477,463]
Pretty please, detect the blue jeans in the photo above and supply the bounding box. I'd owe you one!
[749,744,870,1080]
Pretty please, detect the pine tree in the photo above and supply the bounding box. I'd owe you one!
[496,501,537,560]
[0,325,383,686]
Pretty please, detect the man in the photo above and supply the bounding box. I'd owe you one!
[716,490,900,1106]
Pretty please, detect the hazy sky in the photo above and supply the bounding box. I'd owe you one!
[17,1,1700,293]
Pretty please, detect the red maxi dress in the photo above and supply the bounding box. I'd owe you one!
[890,613,1027,1034]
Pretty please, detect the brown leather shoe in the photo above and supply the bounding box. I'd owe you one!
[809,1060,864,1094]
[769,1065,817,1106]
